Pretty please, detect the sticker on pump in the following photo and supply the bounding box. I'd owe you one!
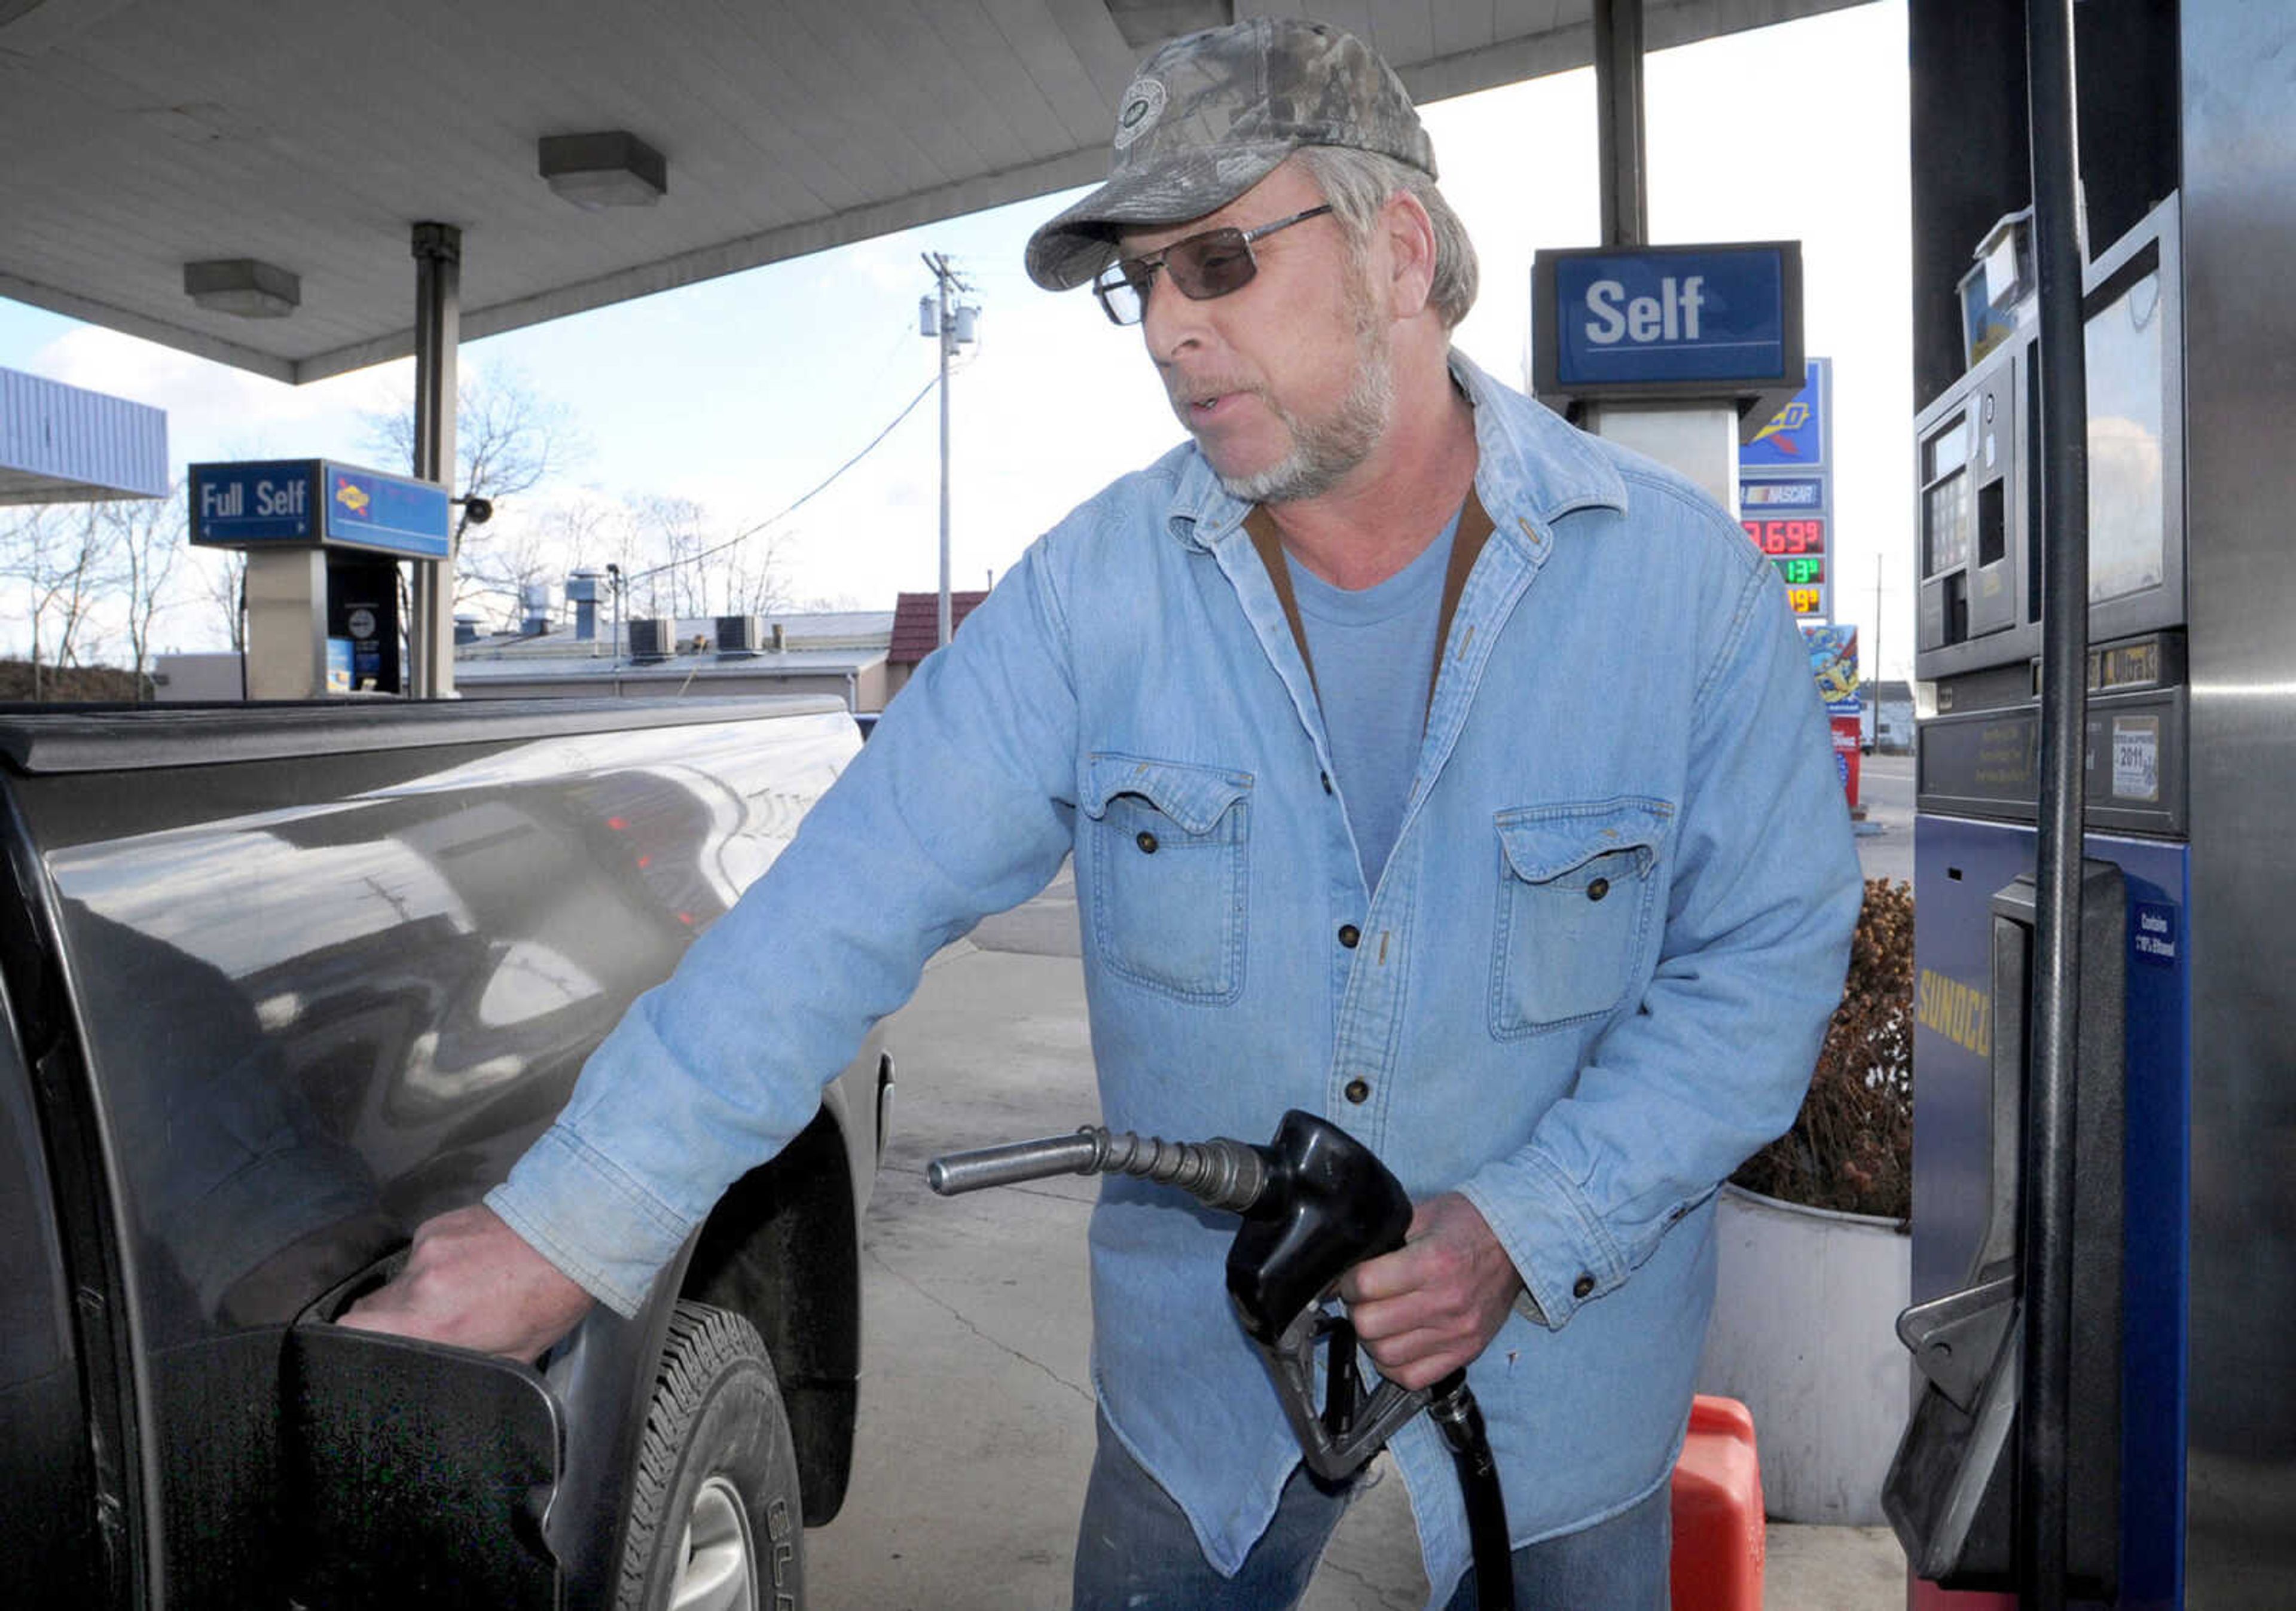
[2112,716,2160,803]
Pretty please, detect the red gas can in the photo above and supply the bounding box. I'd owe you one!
[1669,1394,1765,1611]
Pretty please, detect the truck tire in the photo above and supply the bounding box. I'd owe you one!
[618,1300,805,1611]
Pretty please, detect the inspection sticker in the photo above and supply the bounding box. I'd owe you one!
[2112,715,2160,802]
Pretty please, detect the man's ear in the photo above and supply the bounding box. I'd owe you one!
[1378,190,1439,319]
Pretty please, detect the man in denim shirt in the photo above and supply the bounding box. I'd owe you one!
[350,17,1861,1608]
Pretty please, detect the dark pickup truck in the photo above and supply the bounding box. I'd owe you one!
[0,696,892,1609]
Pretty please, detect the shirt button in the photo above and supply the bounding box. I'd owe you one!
[1320,771,1334,795]
[1573,1273,1596,1300]
[1586,877,1610,902]
[1338,924,1361,949]
[1135,830,1159,854]
[1344,1078,1370,1104]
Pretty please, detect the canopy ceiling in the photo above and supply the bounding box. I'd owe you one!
[0,0,1863,384]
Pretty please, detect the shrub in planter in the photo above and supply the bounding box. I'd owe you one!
[1699,878,1918,1523]
[1732,877,1915,1220]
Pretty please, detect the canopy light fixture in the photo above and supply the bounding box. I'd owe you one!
[1103,1,1234,50]
[182,257,300,318]
[538,131,668,210]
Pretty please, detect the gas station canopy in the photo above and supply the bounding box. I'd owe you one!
[1,0,1862,386]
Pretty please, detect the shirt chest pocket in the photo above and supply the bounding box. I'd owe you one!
[1081,754,1252,1003]
[1489,798,1672,1038]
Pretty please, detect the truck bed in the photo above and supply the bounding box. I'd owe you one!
[0,695,885,1608]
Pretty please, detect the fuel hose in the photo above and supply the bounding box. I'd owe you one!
[1427,1370,1512,1610]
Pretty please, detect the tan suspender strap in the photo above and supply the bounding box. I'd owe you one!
[1246,485,1495,718]
[1245,504,1318,694]
[1428,487,1495,716]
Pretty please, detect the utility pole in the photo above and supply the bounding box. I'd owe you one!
[1873,550,1885,748]
[920,254,979,649]
[1874,551,1885,683]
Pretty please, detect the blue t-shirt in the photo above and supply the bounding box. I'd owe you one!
[1287,504,1464,889]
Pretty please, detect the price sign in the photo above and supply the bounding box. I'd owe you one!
[1743,515,1830,617]
[1742,516,1828,555]
[1741,358,1833,621]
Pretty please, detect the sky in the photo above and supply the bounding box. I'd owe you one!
[0,2,1916,676]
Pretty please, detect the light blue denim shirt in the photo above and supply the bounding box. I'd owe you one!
[491,353,1861,1606]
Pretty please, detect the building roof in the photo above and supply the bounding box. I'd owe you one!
[460,610,892,655]
[454,609,892,683]
[889,591,988,665]
[453,648,886,687]
[1,366,169,505]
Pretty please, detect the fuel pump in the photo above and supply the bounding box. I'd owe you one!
[1888,3,2296,1604]
[928,1109,1514,1610]
[188,458,451,699]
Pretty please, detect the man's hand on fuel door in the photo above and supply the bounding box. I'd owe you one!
[1336,1191,1523,1390]
[339,1203,596,1364]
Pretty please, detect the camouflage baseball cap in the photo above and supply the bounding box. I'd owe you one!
[1024,17,1437,292]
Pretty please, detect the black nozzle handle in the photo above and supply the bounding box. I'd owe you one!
[928,1126,1270,1212]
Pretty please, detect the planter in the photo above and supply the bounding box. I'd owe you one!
[1692,1184,1910,1525]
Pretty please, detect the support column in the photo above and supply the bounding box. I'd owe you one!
[1576,402,1739,513]
[1593,0,1648,248]
[243,548,329,699]
[411,222,461,698]
[1582,3,1734,513]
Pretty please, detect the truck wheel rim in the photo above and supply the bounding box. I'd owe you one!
[668,1474,756,1611]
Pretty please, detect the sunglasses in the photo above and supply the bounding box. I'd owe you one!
[1091,204,1335,326]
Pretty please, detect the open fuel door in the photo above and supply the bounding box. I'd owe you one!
[283,1312,563,1609]
[1883,864,2125,1596]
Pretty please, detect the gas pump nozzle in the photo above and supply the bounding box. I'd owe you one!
[930,1109,1515,1609]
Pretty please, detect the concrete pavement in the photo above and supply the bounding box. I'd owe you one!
[805,824,1912,1607]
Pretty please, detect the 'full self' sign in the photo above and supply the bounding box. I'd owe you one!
[188,458,451,559]
[1531,242,1803,409]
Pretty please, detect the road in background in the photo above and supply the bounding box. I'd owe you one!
[1857,750,1915,886]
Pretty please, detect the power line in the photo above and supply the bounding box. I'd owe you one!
[617,371,942,587]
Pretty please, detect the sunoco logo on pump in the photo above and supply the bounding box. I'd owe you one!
[1915,968,1990,1057]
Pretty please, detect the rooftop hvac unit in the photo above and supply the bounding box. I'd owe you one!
[627,617,675,662]
[569,576,601,640]
[716,615,767,655]
[520,581,554,635]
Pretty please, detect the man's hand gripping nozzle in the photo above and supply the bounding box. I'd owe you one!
[929,1109,1515,1610]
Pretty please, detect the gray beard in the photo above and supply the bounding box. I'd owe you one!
[1208,292,1396,506]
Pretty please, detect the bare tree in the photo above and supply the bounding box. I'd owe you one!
[620,494,712,619]
[362,365,587,607]
[101,486,188,695]
[455,515,563,631]
[1,503,122,697]
[194,548,249,653]
[718,525,791,619]
[350,473,795,644]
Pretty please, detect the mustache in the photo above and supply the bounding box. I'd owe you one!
[1162,370,1262,409]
